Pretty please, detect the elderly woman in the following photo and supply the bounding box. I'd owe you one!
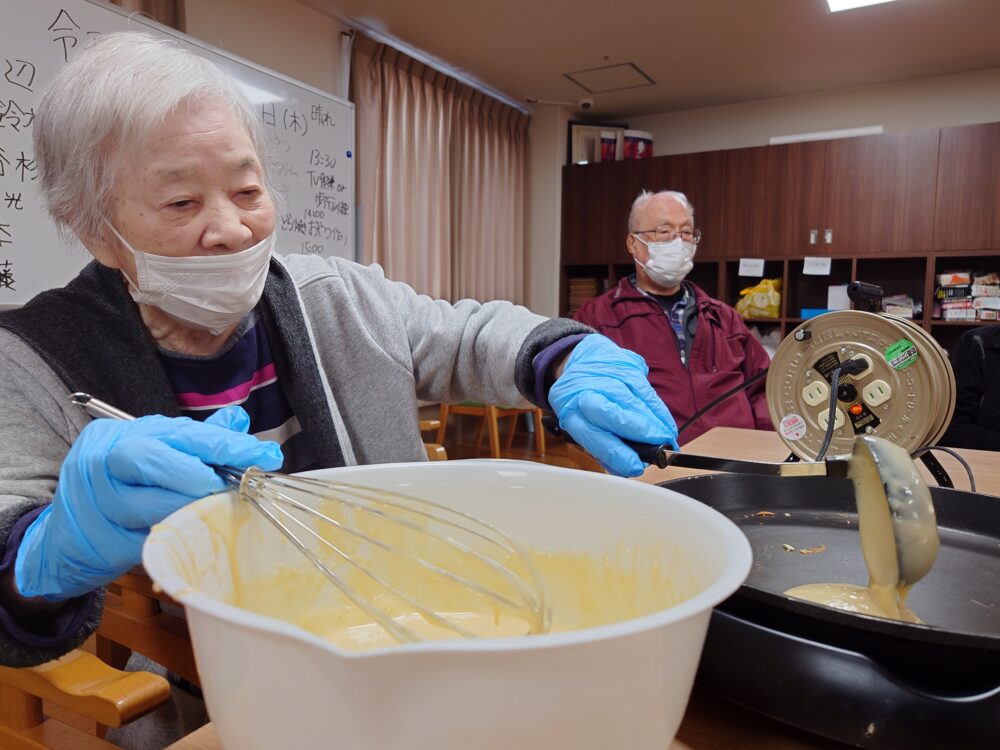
[0,30,676,746]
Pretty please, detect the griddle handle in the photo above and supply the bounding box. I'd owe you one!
[621,440,670,469]
[541,416,672,469]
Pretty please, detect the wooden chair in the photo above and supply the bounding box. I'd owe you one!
[0,646,171,750]
[1,561,202,749]
[435,402,545,459]
[419,417,448,461]
[0,574,178,750]
[0,564,202,749]
[95,573,198,686]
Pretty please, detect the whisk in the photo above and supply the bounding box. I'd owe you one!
[71,393,550,645]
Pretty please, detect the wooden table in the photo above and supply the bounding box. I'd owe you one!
[166,428,999,750]
[165,689,848,750]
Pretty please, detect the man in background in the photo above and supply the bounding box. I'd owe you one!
[939,324,1000,450]
[574,189,772,444]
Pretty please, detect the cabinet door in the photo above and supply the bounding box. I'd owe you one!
[648,150,728,258]
[722,142,826,257]
[604,158,655,261]
[823,130,939,255]
[561,163,606,264]
[561,160,652,264]
[934,122,1000,252]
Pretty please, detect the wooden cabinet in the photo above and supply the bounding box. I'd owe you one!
[933,122,1000,252]
[561,150,726,265]
[561,159,652,264]
[721,132,939,257]
[723,142,826,257]
[646,150,728,258]
[559,123,1000,354]
[561,162,611,264]
[823,130,939,255]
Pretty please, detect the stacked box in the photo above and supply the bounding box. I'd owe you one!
[934,269,1000,321]
[567,278,601,315]
[881,293,916,318]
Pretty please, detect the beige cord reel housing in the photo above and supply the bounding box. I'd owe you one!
[766,311,956,461]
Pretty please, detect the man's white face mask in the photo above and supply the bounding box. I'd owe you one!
[103,219,274,335]
[632,235,696,288]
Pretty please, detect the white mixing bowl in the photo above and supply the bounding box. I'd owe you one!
[143,460,751,750]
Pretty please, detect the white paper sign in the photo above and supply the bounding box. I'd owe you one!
[738,258,765,277]
[803,256,832,276]
[827,284,851,310]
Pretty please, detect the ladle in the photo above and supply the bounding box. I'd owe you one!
[630,434,939,588]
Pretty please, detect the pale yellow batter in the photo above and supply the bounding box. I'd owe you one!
[162,492,703,651]
[784,440,936,623]
[234,546,694,650]
[783,582,920,623]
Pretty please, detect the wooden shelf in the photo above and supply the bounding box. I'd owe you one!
[560,121,1000,351]
[561,253,998,345]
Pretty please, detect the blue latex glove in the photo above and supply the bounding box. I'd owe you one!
[549,334,679,477]
[15,406,283,600]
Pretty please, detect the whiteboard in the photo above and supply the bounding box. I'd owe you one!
[0,0,355,307]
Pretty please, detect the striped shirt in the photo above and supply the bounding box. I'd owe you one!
[157,311,301,446]
[632,277,696,366]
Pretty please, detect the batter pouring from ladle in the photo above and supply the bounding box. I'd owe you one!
[785,436,939,623]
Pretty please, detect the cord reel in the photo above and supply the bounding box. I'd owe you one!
[765,310,956,461]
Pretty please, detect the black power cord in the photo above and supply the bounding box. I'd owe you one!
[911,445,974,492]
[815,358,872,461]
[814,365,843,461]
[545,368,771,442]
[679,356,868,460]
[546,351,957,479]
[677,369,768,436]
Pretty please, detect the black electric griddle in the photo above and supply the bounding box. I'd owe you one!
[659,473,1000,749]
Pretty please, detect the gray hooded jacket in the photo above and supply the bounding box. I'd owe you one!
[0,252,588,666]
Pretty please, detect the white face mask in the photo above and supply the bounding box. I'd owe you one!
[632,235,696,288]
[104,220,274,335]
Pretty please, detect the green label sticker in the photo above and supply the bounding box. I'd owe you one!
[885,339,918,370]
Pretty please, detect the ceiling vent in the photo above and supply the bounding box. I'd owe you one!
[564,63,655,94]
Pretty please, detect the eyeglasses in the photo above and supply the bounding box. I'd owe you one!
[633,226,702,244]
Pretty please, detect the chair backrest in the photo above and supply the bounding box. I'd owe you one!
[436,403,545,459]
[419,417,448,461]
[0,641,171,748]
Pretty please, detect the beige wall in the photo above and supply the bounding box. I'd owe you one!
[629,67,1000,157]
[184,0,348,97]
[181,4,1000,317]
[526,106,570,317]
[523,66,1000,315]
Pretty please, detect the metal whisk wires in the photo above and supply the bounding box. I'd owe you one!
[231,467,549,643]
[71,393,550,645]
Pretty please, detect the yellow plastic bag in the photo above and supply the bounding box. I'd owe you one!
[735,278,782,319]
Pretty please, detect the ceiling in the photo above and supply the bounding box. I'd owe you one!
[303,0,1000,120]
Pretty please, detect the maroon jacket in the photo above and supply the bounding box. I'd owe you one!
[574,278,773,444]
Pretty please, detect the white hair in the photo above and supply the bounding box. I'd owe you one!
[34,31,274,244]
[627,190,695,232]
